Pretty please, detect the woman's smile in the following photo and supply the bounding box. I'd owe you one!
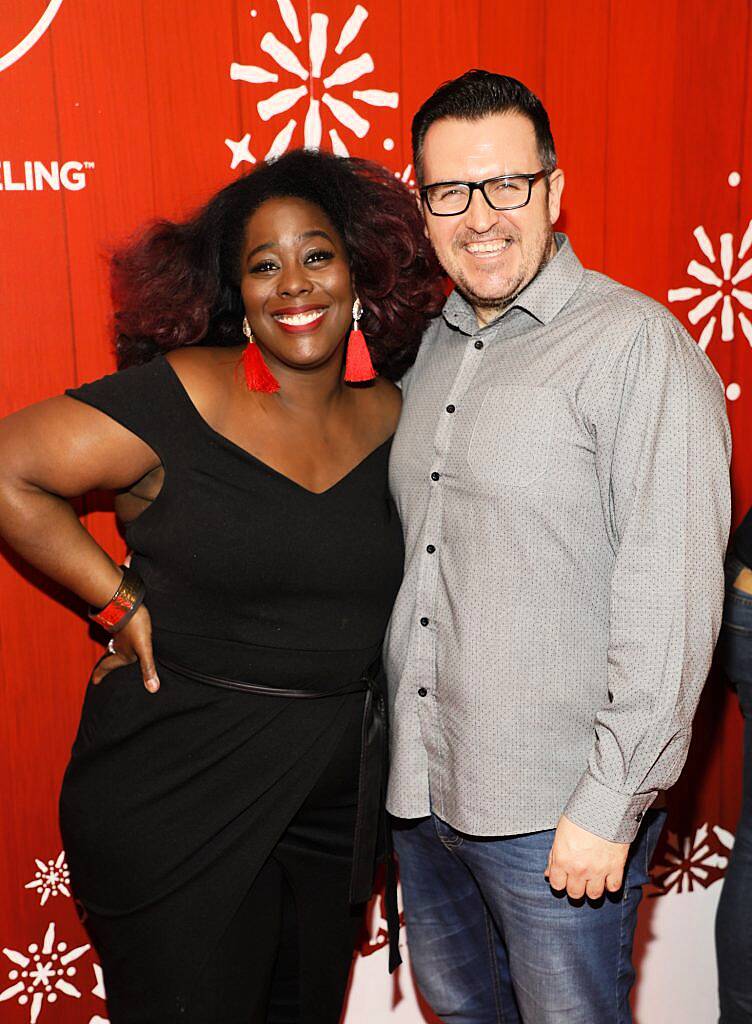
[271,304,330,333]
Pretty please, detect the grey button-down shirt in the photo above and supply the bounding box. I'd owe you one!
[385,234,731,844]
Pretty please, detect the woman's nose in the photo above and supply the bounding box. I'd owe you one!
[277,264,313,297]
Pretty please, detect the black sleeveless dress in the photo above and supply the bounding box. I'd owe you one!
[59,356,404,1022]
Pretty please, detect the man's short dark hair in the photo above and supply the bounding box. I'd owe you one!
[412,69,557,184]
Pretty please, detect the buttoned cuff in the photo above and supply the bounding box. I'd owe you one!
[563,771,657,843]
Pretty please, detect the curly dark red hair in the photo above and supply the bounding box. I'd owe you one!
[111,150,444,379]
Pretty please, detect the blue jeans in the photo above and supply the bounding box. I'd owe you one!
[393,809,666,1024]
[716,555,752,1023]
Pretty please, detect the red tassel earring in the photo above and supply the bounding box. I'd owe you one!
[242,317,280,394]
[344,298,377,383]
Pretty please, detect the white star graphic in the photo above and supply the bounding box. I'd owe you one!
[224,133,257,170]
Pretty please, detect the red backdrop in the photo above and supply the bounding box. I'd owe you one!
[1,2,751,1021]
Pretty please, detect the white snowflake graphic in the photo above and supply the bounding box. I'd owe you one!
[88,961,109,1023]
[651,823,734,895]
[397,163,415,188]
[91,962,106,1001]
[24,852,70,906]
[228,0,398,165]
[668,218,752,352]
[0,922,90,1023]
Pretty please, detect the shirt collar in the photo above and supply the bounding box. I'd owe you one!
[442,233,584,335]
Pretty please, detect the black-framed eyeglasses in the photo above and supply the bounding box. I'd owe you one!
[420,170,548,216]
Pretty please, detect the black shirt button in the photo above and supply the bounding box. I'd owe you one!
[420,617,429,627]
[418,687,428,697]
[446,404,456,414]
[635,812,644,822]
[426,544,436,554]
[474,339,484,350]
[431,471,440,481]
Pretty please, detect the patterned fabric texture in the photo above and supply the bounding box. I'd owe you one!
[386,234,732,843]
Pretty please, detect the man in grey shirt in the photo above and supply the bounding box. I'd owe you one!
[387,71,731,1023]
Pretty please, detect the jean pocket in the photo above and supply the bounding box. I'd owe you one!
[721,587,752,684]
[723,620,752,637]
[467,385,559,491]
[725,592,752,618]
[432,814,463,849]
[719,630,752,686]
[723,585,752,631]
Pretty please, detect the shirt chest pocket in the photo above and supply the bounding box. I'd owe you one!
[467,385,559,490]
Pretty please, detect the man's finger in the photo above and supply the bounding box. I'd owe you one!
[585,877,605,901]
[605,872,624,893]
[547,865,568,892]
[566,876,587,900]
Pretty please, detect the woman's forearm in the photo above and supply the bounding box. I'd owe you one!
[0,480,124,609]
[0,394,160,610]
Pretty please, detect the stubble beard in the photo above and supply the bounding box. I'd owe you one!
[449,225,558,321]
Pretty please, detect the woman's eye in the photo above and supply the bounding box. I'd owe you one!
[305,249,335,264]
[250,259,278,273]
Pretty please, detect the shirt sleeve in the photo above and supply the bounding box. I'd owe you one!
[563,314,731,843]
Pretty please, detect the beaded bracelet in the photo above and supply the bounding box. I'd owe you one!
[88,565,146,633]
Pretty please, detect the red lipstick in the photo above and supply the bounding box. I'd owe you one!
[271,304,329,334]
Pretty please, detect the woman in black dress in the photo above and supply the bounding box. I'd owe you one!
[0,149,442,1023]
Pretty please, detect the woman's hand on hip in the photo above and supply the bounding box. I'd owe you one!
[91,605,160,692]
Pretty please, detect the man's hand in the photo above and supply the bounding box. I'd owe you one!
[545,815,629,900]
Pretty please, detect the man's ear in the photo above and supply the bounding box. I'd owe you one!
[547,168,565,226]
[414,190,430,239]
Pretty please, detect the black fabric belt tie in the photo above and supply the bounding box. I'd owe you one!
[157,654,402,974]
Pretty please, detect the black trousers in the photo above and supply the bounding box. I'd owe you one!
[84,695,365,1024]
[184,848,362,1024]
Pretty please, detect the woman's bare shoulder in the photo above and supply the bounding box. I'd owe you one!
[364,376,402,435]
[165,346,243,417]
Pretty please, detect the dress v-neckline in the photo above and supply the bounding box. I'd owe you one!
[163,358,394,497]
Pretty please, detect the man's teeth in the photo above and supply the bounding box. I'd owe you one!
[275,309,326,326]
[466,239,512,254]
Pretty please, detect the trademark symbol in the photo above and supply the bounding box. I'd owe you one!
[84,161,95,170]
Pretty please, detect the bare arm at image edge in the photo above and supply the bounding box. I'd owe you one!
[0,394,161,686]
